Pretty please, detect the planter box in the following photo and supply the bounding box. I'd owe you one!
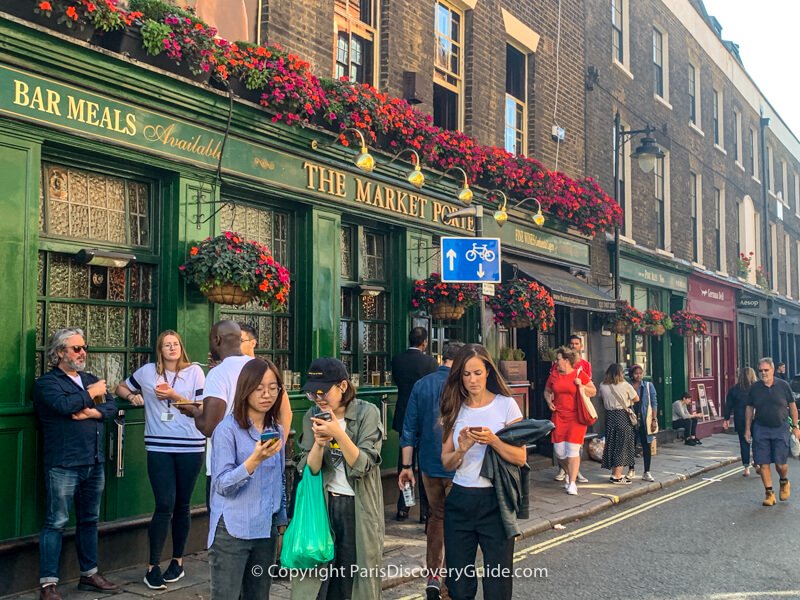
[500,360,527,382]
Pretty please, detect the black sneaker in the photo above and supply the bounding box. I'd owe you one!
[162,559,185,583]
[685,439,698,446]
[143,566,167,590]
[426,576,442,600]
[694,439,703,445]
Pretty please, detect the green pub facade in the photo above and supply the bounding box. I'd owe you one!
[0,18,483,591]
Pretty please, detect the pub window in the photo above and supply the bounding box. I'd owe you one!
[340,225,390,381]
[37,162,156,380]
[218,203,293,371]
[334,0,376,85]
[434,0,463,130]
[504,44,527,156]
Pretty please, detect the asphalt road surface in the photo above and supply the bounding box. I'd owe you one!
[385,464,800,600]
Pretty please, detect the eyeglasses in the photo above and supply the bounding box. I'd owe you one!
[758,369,771,373]
[69,345,89,354]
[241,337,255,344]
[163,343,181,349]
[265,384,282,395]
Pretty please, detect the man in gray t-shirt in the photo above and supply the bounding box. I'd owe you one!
[745,357,800,507]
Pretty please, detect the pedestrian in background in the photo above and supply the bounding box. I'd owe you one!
[116,330,206,589]
[672,393,703,446]
[776,361,788,380]
[440,344,525,600]
[628,364,658,481]
[34,328,120,599]
[391,327,438,521]
[724,367,756,476]
[294,358,384,600]
[544,346,595,495]
[399,340,464,599]
[745,357,800,507]
[598,364,639,484]
[208,359,286,599]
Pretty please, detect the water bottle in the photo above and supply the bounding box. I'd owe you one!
[402,482,416,507]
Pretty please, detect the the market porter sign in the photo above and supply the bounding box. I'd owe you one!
[0,65,471,232]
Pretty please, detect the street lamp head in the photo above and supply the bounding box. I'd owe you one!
[631,135,664,173]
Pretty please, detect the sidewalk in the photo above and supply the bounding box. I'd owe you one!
[8,435,741,599]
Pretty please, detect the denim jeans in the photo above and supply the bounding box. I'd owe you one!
[39,464,105,584]
[209,517,278,600]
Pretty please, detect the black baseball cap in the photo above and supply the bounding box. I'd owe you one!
[302,357,349,394]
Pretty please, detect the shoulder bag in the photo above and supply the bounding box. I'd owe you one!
[575,368,598,426]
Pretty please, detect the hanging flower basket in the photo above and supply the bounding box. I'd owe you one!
[430,303,466,321]
[179,232,291,311]
[204,283,255,306]
[671,310,707,336]
[486,278,555,331]
[612,320,633,334]
[638,309,673,336]
[606,301,643,334]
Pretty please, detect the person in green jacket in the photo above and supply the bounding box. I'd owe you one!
[292,357,384,600]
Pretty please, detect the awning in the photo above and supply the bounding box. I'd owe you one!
[502,259,616,312]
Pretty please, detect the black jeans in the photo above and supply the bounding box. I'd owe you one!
[317,493,357,600]
[444,484,514,600]
[209,517,278,600]
[630,423,652,472]
[734,414,752,466]
[397,447,428,517]
[146,451,204,565]
[673,418,698,438]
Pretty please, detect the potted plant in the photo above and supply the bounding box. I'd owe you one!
[499,347,527,382]
[179,231,291,310]
[608,300,643,334]
[638,308,673,336]
[736,251,754,279]
[410,272,478,321]
[8,0,118,41]
[486,278,555,330]
[671,310,707,337]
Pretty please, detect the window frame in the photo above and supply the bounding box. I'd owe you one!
[654,155,667,250]
[750,128,759,180]
[688,63,698,125]
[768,145,775,194]
[333,0,378,86]
[611,0,630,69]
[690,171,701,264]
[733,109,742,165]
[433,0,465,130]
[652,27,669,102]
[504,42,527,156]
[712,88,723,148]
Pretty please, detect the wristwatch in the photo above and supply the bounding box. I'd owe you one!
[400,464,413,470]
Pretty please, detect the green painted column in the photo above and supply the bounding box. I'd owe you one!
[307,208,341,359]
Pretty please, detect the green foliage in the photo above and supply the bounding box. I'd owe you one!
[128,0,194,21]
[140,19,170,55]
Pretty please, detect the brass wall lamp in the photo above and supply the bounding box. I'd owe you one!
[486,190,546,228]
[430,166,473,205]
[311,127,375,173]
[387,148,425,189]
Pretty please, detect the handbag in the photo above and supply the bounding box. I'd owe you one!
[575,368,598,426]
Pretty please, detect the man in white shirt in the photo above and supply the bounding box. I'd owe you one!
[176,320,252,503]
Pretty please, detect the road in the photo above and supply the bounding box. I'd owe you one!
[385,464,800,600]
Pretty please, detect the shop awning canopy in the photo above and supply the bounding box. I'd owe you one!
[502,259,616,313]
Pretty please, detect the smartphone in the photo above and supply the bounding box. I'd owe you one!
[260,430,281,445]
[468,426,485,433]
[314,411,333,422]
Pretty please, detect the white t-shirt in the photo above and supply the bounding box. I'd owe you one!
[126,363,206,453]
[452,394,523,488]
[203,355,253,473]
[68,374,84,389]
[326,418,355,496]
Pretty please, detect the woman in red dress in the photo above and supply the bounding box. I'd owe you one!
[545,347,596,495]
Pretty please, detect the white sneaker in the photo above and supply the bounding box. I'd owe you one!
[564,477,570,490]
[627,469,636,480]
[642,471,655,482]
[554,468,567,481]
[576,473,589,483]
[566,482,578,495]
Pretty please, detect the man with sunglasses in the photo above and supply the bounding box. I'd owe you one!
[745,357,800,506]
[33,328,120,599]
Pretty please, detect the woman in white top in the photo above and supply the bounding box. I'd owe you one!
[598,363,639,484]
[116,330,205,590]
[440,344,525,600]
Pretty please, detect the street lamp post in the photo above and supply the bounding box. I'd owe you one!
[612,111,666,361]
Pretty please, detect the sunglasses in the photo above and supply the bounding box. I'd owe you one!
[758,369,770,373]
[69,345,89,354]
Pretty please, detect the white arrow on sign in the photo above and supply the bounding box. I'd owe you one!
[477,264,485,278]
[446,248,457,270]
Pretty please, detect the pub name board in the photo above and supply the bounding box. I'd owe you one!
[0,65,471,232]
[619,258,688,292]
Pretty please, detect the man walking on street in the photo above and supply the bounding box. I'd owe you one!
[745,357,800,506]
[392,327,438,521]
[551,334,591,484]
[34,328,121,599]
[399,341,463,599]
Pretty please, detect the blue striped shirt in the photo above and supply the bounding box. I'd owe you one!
[208,415,287,547]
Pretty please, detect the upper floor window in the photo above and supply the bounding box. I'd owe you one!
[688,64,698,125]
[653,28,666,99]
[690,172,700,262]
[768,145,775,193]
[504,44,527,155]
[733,110,742,163]
[781,160,789,205]
[712,89,722,146]
[612,0,625,64]
[334,0,377,85]
[714,188,722,270]
[750,128,759,178]
[655,156,666,249]
[434,0,464,130]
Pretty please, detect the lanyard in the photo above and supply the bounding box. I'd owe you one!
[159,370,180,411]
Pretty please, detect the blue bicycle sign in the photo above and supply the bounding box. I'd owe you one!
[440,237,501,283]
[465,243,496,262]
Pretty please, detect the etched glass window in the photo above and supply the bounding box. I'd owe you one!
[218,203,293,370]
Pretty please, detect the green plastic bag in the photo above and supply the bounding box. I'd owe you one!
[280,465,334,569]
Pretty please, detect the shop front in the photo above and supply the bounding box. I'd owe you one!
[771,298,800,378]
[0,19,480,589]
[736,287,771,370]
[686,273,738,432]
[617,253,690,426]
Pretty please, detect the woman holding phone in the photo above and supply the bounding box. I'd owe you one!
[115,330,205,590]
[293,357,384,600]
[208,359,286,600]
[440,344,525,600]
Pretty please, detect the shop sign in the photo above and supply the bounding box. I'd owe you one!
[484,219,590,267]
[0,66,472,232]
[736,293,763,310]
[619,258,688,292]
